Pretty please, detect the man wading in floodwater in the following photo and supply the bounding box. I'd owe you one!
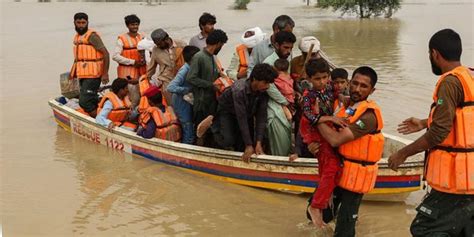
[388,29,474,237]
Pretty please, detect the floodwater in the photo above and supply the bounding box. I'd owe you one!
[1,0,473,236]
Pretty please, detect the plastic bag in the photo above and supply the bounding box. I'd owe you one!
[60,72,80,99]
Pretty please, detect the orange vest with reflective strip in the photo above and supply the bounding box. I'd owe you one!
[335,100,384,193]
[71,29,104,79]
[236,44,248,76]
[97,92,131,125]
[117,32,146,80]
[426,66,474,194]
[139,106,181,142]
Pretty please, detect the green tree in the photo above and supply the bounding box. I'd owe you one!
[317,0,401,18]
[233,0,251,10]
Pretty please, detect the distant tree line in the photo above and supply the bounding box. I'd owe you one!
[317,0,401,18]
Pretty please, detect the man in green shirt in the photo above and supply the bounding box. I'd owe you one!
[186,29,228,146]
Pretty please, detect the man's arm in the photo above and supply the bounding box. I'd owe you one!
[233,89,254,146]
[112,39,135,65]
[266,83,289,105]
[89,33,109,83]
[167,66,190,94]
[226,52,240,81]
[96,100,113,127]
[318,123,355,147]
[255,94,269,144]
[147,48,158,80]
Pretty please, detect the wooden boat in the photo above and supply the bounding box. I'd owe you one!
[49,98,424,201]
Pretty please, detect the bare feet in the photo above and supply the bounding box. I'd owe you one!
[308,206,327,228]
[197,115,214,138]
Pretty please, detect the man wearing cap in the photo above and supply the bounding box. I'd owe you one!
[147,28,186,105]
[290,36,321,81]
[226,27,266,81]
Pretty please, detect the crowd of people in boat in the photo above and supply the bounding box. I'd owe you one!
[68,11,474,236]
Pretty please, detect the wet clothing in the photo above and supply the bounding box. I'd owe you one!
[213,79,269,148]
[167,63,194,144]
[299,86,341,209]
[410,189,474,237]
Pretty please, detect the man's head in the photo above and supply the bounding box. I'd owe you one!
[299,36,321,59]
[429,29,462,75]
[274,31,296,59]
[183,45,200,64]
[274,58,289,73]
[206,29,228,55]
[124,14,140,34]
[111,78,129,99]
[331,68,349,93]
[74,12,88,35]
[145,86,163,106]
[249,63,278,92]
[306,58,330,91]
[199,12,216,34]
[272,15,295,34]
[241,27,266,48]
[349,66,377,103]
[151,28,172,49]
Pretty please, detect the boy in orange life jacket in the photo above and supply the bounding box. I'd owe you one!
[96,78,133,131]
[297,58,348,228]
[273,58,294,120]
[137,86,181,141]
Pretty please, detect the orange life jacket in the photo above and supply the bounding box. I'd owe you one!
[425,66,474,194]
[139,106,181,142]
[71,29,104,79]
[335,100,385,193]
[214,77,234,97]
[174,47,185,75]
[236,44,248,76]
[117,32,146,80]
[97,92,131,126]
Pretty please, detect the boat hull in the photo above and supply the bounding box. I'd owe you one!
[50,99,424,200]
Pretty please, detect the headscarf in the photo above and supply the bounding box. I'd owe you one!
[241,27,266,48]
[298,36,320,53]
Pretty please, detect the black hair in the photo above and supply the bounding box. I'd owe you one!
[111,78,128,94]
[148,92,163,106]
[274,58,289,72]
[182,46,200,63]
[331,68,349,80]
[305,58,330,77]
[124,14,140,26]
[352,66,378,87]
[74,12,88,21]
[429,29,462,61]
[206,29,228,45]
[272,15,295,31]
[274,31,296,45]
[199,12,217,30]
[249,63,278,83]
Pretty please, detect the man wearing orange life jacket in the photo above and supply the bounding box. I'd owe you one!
[226,27,266,81]
[96,78,135,131]
[112,14,146,108]
[70,12,110,118]
[137,86,181,142]
[305,66,384,236]
[388,29,474,236]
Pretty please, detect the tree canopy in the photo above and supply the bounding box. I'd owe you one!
[317,0,401,18]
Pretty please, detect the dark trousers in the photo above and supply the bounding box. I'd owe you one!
[410,189,474,237]
[307,186,363,237]
[79,78,101,113]
[211,111,247,152]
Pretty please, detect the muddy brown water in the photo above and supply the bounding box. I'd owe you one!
[1,0,473,236]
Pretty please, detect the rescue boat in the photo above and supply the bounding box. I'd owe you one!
[49,97,424,201]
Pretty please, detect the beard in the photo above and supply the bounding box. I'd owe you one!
[213,46,222,55]
[430,57,442,75]
[75,25,88,35]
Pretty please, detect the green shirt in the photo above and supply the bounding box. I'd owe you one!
[185,49,220,115]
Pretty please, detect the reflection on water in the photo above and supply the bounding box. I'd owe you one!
[1,0,473,236]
